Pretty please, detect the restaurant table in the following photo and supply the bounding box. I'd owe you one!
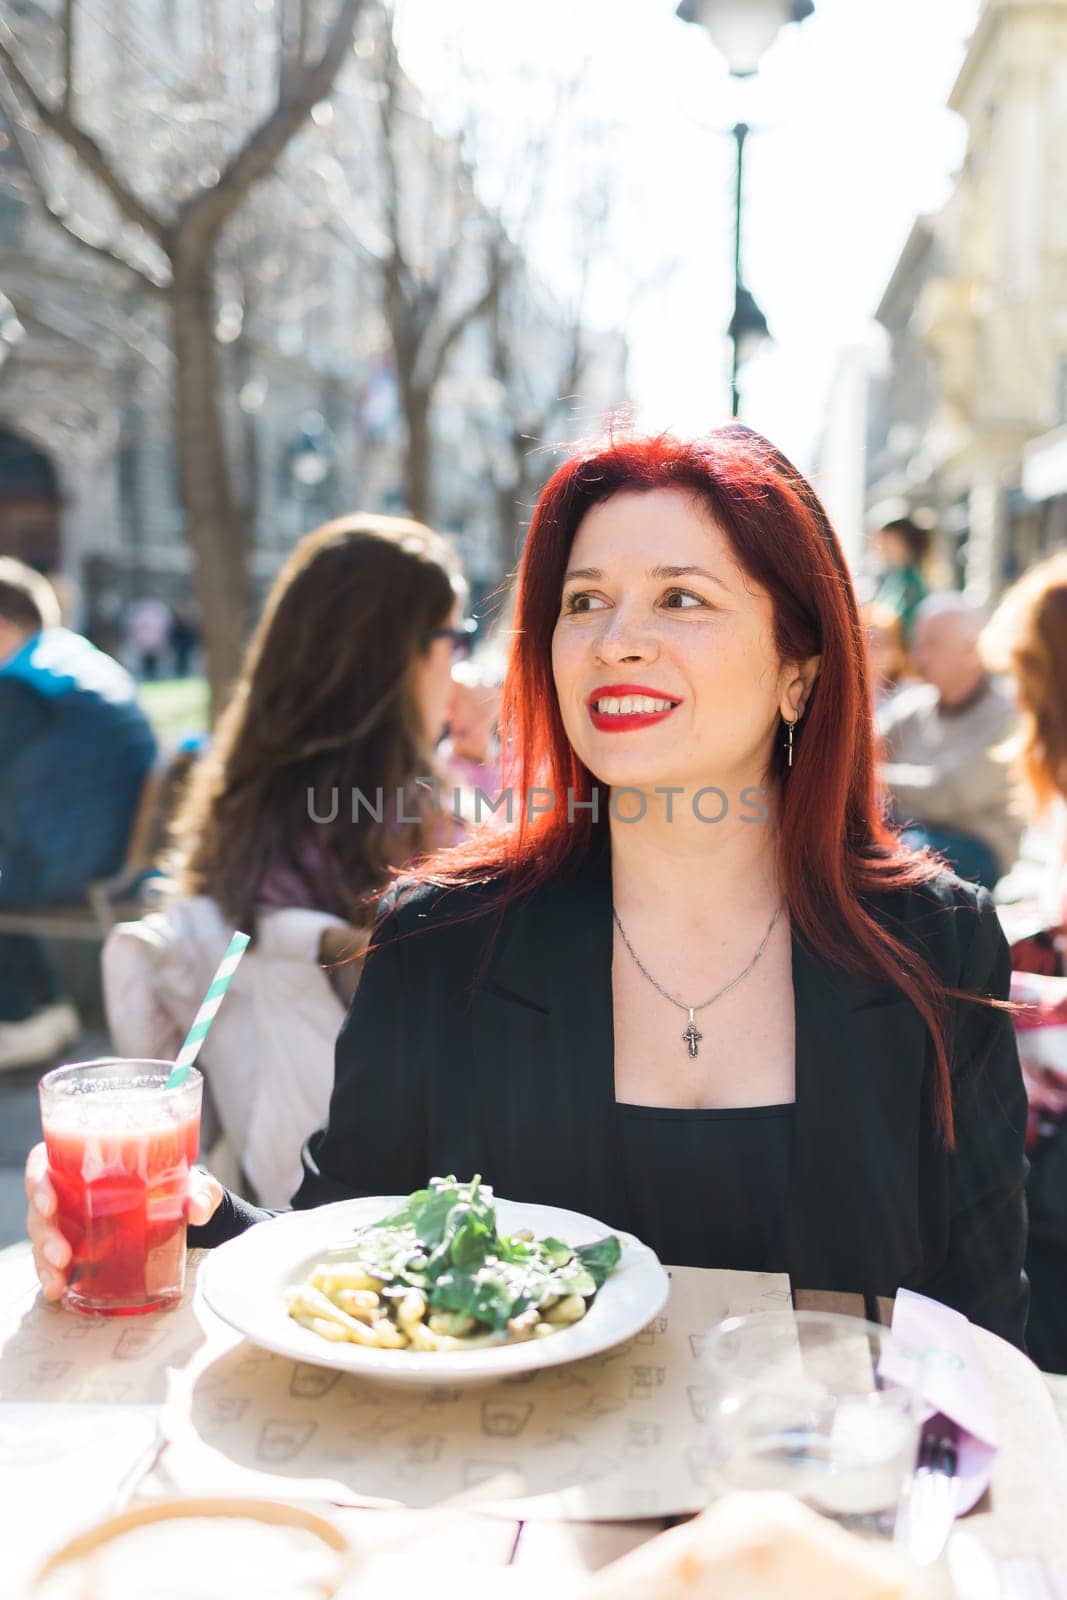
[2,1239,1067,1597]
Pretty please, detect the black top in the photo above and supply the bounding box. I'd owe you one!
[194,1103,798,1271]
[190,825,1030,1351]
[616,1101,794,1271]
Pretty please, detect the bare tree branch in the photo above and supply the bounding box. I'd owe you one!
[277,0,300,101]
[0,21,167,243]
[0,88,168,291]
[181,0,364,247]
[279,0,312,85]
[424,272,499,394]
[62,0,74,116]
[33,206,166,290]
[21,293,170,378]
[291,156,390,261]
[376,17,410,283]
[374,14,498,400]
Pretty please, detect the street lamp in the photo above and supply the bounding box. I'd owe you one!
[676,0,814,415]
[676,0,814,77]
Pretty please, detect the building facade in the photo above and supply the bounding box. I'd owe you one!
[865,0,1067,603]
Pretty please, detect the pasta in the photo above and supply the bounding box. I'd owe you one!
[285,1175,621,1352]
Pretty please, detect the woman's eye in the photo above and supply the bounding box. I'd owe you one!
[562,588,706,614]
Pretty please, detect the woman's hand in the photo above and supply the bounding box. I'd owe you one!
[24,1143,224,1304]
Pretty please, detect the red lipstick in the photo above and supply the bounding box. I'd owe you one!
[586,683,682,734]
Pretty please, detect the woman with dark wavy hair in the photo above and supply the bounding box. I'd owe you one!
[26,427,1028,1345]
[168,512,469,933]
[98,513,471,1204]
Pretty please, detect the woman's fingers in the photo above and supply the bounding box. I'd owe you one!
[40,1230,70,1268]
[27,1214,70,1300]
[24,1141,70,1300]
[186,1167,223,1227]
[24,1141,55,1217]
[26,1194,61,1252]
[31,1248,66,1301]
[24,1141,47,1188]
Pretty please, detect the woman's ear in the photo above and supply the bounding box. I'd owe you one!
[782,654,821,719]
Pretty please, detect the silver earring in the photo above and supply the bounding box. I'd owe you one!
[785,713,797,768]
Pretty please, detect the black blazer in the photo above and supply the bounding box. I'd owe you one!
[289,834,1030,1351]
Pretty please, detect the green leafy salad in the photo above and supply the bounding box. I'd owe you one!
[285,1175,623,1352]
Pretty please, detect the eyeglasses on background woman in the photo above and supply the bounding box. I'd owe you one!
[423,617,478,661]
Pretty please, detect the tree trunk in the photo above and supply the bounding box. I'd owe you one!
[170,245,250,714]
[496,477,522,574]
[497,442,545,571]
[404,386,433,524]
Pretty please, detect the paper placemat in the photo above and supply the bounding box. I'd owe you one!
[154,1263,792,1520]
[0,1273,206,1408]
[1,1243,791,1521]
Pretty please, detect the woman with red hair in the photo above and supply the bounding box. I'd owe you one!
[26,426,1028,1347]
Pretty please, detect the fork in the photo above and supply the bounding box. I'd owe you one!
[897,1428,960,1566]
[106,1421,167,1516]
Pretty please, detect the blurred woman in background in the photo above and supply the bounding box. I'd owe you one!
[439,650,506,824]
[983,553,1067,915]
[983,550,1067,1371]
[102,513,470,1204]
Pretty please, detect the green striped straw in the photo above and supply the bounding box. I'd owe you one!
[165,931,251,1088]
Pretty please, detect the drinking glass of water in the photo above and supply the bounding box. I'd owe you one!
[701,1310,922,1537]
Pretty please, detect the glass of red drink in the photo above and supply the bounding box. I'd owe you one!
[38,1059,203,1316]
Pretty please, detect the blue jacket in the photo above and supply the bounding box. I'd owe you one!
[0,629,157,904]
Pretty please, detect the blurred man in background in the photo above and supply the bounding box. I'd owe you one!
[877,591,1023,890]
[0,559,157,1068]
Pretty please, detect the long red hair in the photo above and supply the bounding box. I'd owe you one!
[383,425,991,1144]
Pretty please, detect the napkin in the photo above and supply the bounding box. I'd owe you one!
[0,1403,161,1598]
[879,1289,998,1514]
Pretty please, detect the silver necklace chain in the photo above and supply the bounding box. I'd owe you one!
[612,902,784,1059]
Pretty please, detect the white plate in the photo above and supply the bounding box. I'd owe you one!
[199,1196,669,1387]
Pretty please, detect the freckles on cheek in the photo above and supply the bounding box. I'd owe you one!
[737,620,781,697]
[550,632,576,696]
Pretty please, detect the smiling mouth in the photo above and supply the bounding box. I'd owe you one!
[589,695,680,717]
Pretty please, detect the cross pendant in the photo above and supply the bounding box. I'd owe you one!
[682,1009,702,1059]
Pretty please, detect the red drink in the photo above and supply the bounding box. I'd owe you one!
[39,1060,203,1315]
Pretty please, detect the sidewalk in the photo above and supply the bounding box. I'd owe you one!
[0,1025,110,1247]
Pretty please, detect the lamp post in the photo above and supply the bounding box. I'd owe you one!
[726,122,769,417]
[676,0,814,416]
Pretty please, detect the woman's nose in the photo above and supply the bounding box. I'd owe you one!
[593,612,658,665]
